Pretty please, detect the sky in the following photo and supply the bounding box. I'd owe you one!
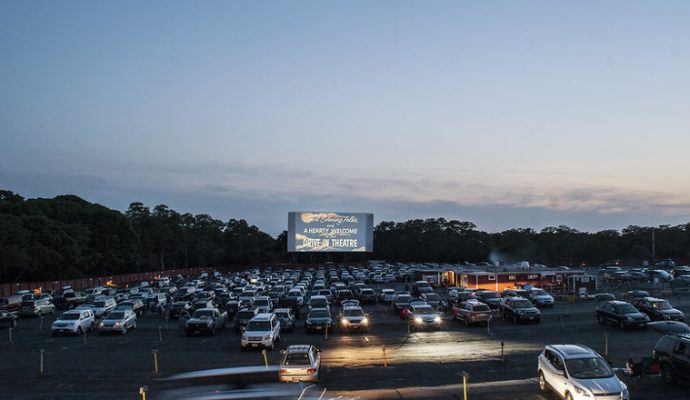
[2,1,690,237]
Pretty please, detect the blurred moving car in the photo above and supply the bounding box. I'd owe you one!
[98,309,137,334]
[0,310,18,328]
[537,344,629,400]
[279,345,321,383]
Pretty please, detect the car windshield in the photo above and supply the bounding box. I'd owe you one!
[93,301,106,307]
[566,357,614,379]
[396,295,411,303]
[309,309,330,318]
[415,307,436,315]
[275,311,289,318]
[343,308,364,317]
[616,304,638,314]
[483,292,500,299]
[107,312,125,320]
[532,289,547,296]
[513,300,533,308]
[254,299,270,306]
[284,352,311,366]
[246,321,271,331]
[425,294,440,301]
[60,313,81,320]
[193,310,214,318]
[471,304,490,312]
[237,311,255,319]
[651,301,672,310]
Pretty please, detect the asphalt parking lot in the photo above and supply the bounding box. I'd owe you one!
[1,283,689,399]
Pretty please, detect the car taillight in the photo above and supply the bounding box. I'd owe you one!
[279,368,287,375]
[306,368,316,374]
[652,350,657,360]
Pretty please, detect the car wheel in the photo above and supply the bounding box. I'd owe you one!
[185,330,192,337]
[619,321,625,330]
[513,315,518,324]
[661,363,676,384]
[210,327,216,336]
[132,322,137,330]
[597,315,605,325]
[269,341,274,351]
[538,372,547,392]
[565,391,573,400]
[76,326,83,336]
[11,319,17,328]
[463,318,469,326]
[38,310,43,317]
[276,334,280,343]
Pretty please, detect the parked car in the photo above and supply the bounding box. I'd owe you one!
[19,299,56,317]
[537,344,629,400]
[241,313,281,350]
[0,310,18,328]
[653,333,690,384]
[452,300,491,326]
[90,298,117,318]
[595,300,649,329]
[234,307,259,333]
[338,305,369,333]
[407,303,442,331]
[307,295,330,311]
[115,299,145,316]
[168,301,193,320]
[420,292,444,310]
[305,307,333,334]
[358,288,378,304]
[279,344,321,383]
[632,297,685,322]
[476,291,502,309]
[500,297,541,324]
[379,289,397,303]
[51,309,95,336]
[274,308,296,332]
[98,309,137,334]
[528,288,555,308]
[184,308,228,336]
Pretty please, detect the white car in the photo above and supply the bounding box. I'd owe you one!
[241,313,280,350]
[279,344,321,383]
[538,344,629,400]
[91,298,117,318]
[51,310,95,336]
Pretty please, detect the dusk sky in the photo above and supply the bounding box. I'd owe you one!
[2,1,690,237]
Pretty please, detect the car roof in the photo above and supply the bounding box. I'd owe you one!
[547,344,599,359]
[285,344,313,353]
[252,313,274,321]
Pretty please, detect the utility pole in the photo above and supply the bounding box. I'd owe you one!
[652,228,656,266]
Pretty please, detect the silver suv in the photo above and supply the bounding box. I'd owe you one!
[241,313,280,350]
[537,344,629,400]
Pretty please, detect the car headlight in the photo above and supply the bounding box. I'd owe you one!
[626,316,633,321]
[241,333,247,339]
[98,322,104,327]
[414,317,423,324]
[574,385,591,397]
[341,319,349,325]
[434,316,441,323]
[361,317,369,325]
[621,386,629,399]
[114,322,121,327]
[263,334,271,340]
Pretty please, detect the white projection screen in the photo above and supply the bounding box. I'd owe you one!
[287,212,374,252]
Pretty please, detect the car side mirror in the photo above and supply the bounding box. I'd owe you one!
[280,350,286,355]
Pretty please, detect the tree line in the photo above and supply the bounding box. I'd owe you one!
[1,190,689,283]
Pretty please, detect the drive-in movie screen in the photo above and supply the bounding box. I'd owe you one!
[287,212,374,252]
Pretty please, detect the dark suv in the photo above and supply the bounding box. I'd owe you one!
[632,297,685,322]
[595,300,649,329]
[653,334,690,384]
